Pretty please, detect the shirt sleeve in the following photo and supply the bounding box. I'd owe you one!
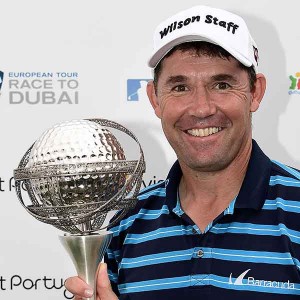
[104,210,124,297]
[104,246,120,296]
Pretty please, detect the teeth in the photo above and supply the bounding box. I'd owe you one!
[187,127,222,137]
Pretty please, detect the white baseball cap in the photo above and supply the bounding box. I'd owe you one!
[148,5,259,72]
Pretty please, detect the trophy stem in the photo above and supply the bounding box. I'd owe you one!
[59,231,113,300]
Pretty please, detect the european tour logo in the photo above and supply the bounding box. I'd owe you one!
[7,71,79,104]
[159,14,239,39]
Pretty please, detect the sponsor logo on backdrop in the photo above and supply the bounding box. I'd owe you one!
[142,176,164,188]
[127,79,150,101]
[229,269,295,290]
[289,72,300,95]
[0,71,4,94]
[7,72,79,104]
[0,175,163,192]
[0,176,27,192]
[0,275,73,299]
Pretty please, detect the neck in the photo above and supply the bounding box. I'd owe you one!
[178,139,252,232]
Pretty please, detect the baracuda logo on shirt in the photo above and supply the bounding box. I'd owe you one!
[229,269,296,290]
[229,269,251,285]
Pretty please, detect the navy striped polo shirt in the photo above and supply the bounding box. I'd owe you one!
[105,140,300,299]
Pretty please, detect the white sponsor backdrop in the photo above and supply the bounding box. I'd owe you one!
[0,0,299,299]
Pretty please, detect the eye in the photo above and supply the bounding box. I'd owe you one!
[172,85,188,92]
[215,82,231,90]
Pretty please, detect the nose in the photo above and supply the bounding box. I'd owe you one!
[187,87,217,118]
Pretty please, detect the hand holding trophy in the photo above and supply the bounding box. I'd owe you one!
[14,118,145,300]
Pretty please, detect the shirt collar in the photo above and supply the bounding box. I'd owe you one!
[165,140,272,212]
[235,140,271,210]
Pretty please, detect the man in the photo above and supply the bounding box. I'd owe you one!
[66,5,300,299]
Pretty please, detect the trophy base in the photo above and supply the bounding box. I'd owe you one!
[59,231,113,300]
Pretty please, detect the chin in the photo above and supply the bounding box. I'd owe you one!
[183,154,234,172]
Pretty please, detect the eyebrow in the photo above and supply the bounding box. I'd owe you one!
[165,75,188,86]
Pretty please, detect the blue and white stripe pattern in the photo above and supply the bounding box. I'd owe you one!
[105,141,300,299]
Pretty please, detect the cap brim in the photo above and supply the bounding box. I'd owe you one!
[148,35,254,71]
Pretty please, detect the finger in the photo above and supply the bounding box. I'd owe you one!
[97,263,118,300]
[65,276,94,298]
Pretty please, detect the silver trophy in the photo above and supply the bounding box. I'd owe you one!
[14,118,145,300]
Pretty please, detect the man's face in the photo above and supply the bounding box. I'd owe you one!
[148,49,263,172]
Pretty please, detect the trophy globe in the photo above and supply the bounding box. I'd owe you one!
[14,118,145,300]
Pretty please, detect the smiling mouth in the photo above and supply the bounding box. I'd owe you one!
[187,127,222,137]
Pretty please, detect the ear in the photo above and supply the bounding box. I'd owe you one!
[250,73,266,112]
[147,80,162,119]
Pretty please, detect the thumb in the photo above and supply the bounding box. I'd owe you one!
[96,263,118,300]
